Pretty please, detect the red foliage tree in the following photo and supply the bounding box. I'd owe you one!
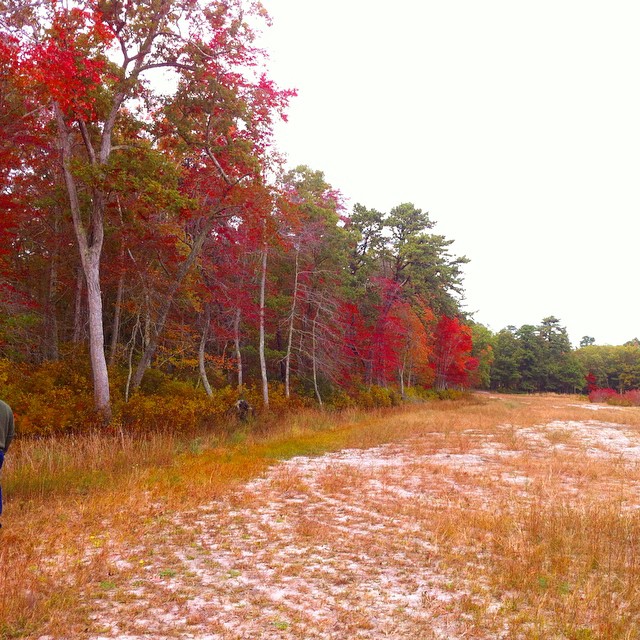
[585,372,597,393]
[431,316,478,390]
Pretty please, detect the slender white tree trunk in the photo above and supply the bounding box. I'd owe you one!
[234,307,243,390]
[199,304,213,397]
[284,248,299,399]
[55,105,111,419]
[259,238,269,409]
[72,266,84,344]
[311,312,323,408]
[108,268,124,367]
[109,200,126,367]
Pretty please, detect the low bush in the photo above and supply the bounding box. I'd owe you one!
[607,389,640,407]
[623,389,640,405]
[350,385,401,409]
[405,386,469,401]
[1,356,476,439]
[588,387,640,407]
[588,388,619,403]
[0,358,100,436]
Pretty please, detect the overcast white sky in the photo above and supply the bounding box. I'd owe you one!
[259,0,640,346]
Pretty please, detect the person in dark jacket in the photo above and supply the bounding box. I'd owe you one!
[0,399,15,527]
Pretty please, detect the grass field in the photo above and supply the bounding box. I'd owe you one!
[2,394,640,639]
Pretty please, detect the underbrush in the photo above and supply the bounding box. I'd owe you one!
[589,387,640,406]
[0,358,437,438]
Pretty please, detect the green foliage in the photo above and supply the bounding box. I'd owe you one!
[470,323,494,389]
[490,328,522,391]
[380,202,468,316]
[0,313,42,361]
[346,203,385,285]
[575,344,640,392]
[490,318,585,393]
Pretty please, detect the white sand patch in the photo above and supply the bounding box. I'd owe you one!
[569,403,628,411]
[544,420,640,459]
[86,416,640,639]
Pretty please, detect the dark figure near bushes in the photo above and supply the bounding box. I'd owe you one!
[235,399,254,422]
[0,399,15,528]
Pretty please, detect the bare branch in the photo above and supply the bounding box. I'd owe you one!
[77,119,97,165]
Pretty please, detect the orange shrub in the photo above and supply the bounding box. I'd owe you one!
[120,385,239,434]
[0,358,99,436]
[12,387,98,436]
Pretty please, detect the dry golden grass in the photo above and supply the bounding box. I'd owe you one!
[2,394,640,638]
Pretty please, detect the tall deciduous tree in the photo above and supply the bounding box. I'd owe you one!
[2,0,293,418]
[276,165,347,401]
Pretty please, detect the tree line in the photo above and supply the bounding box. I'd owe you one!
[0,0,478,425]
[476,317,640,394]
[3,1,633,430]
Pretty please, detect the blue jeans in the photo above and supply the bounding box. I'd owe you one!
[0,449,4,516]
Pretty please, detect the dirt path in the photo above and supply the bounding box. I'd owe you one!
[77,406,640,639]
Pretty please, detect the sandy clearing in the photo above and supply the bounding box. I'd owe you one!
[81,416,640,639]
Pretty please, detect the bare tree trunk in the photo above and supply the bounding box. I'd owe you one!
[56,106,111,420]
[234,307,243,390]
[125,313,141,403]
[276,329,286,382]
[46,240,59,361]
[108,268,124,367]
[259,239,269,409]
[399,363,405,400]
[284,248,299,399]
[143,288,152,349]
[311,311,323,408]
[73,266,84,344]
[109,201,126,367]
[199,304,213,397]
[436,342,455,391]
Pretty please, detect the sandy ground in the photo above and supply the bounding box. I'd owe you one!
[73,412,640,640]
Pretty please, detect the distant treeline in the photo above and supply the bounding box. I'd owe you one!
[475,316,640,394]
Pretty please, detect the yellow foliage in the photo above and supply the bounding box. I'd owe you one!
[121,386,238,434]
[0,359,98,436]
[351,386,401,409]
[13,390,98,436]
